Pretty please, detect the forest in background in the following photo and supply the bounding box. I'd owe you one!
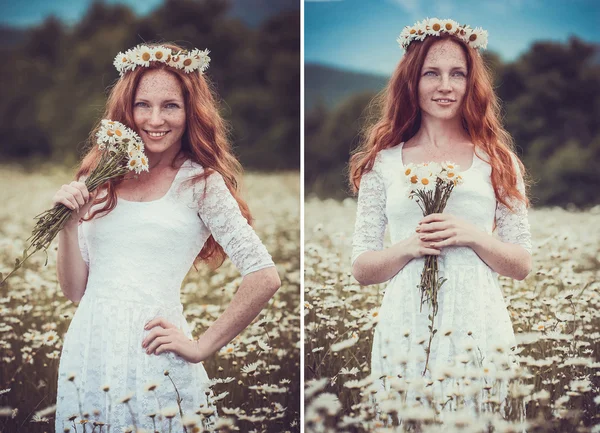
[0,0,300,171]
[306,37,600,207]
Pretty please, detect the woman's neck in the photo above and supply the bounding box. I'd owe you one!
[411,115,471,150]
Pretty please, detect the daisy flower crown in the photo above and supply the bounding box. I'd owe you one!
[113,44,211,76]
[397,18,488,51]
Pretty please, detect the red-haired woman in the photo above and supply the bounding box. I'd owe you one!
[52,43,281,431]
[349,19,531,421]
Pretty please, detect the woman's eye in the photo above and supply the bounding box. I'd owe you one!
[165,103,179,109]
[134,102,148,107]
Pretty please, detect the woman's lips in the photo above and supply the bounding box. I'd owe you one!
[144,130,170,140]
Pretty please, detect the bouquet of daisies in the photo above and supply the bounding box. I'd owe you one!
[0,120,148,286]
[403,161,463,375]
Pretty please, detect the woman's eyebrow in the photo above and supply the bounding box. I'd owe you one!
[134,98,182,103]
[422,66,467,71]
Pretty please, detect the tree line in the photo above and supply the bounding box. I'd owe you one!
[0,0,300,171]
[306,37,600,207]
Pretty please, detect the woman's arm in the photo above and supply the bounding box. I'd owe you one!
[418,213,532,280]
[350,166,441,285]
[192,267,280,360]
[419,154,533,281]
[469,232,531,280]
[55,180,96,303]
[352,234,441,285]
[143,171,280,362]
[57,225,89,303]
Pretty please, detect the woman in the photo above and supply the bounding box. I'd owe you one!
[53,43,281,431]
[349,19,531,421]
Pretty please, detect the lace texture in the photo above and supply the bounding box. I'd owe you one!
[193,170,275,276]
[58,159,274,431]
[351,143,531,421]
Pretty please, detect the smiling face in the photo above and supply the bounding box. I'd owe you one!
[418,39,468,122]
[133,69,186,156]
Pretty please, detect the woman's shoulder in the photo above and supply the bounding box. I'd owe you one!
[371,143,403,174]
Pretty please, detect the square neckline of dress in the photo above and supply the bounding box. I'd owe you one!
[397,141,479,174]
[117,158,190,204]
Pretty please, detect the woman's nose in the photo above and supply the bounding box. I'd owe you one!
[438,75,452,91]
[149,108,165,126]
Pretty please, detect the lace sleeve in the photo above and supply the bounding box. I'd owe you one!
[77,222,89,267]
[351,166,388,266]
[494,155,532,255]
[196,172,275,276]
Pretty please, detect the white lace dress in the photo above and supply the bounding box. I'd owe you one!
[55,159,275,431]
[352,142,532,421]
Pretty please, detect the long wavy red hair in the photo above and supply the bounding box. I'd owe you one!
[76,42,251,269]
[349,33,530,213]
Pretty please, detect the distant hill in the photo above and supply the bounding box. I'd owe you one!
[305,63,388,111]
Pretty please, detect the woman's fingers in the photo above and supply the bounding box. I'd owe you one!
[64,184,86,207]
[145,335,170,354]
[56,191,80,211]
[145,317,176,330]
[141,327,169,348]
[72,181,90,202]
[420,229,453,242]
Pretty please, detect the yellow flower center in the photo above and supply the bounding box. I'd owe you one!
[405,168,412,176]
[445,23,453,31]
[122,57,127,63]
[155,51,164,60]
[129,160,137,167]
[115,129,122,137]
[141,157,147,165]
[432,23,441,31]
[421,178,429,185]
[171,56,180,63]
[106,130,114,137]
[226,347,234,353]
[410,175,418,184]
[410,29,416,35]
[447,172,455,178]
[142,52,151,61]
[183,59,193,67]
[469,33,477,42]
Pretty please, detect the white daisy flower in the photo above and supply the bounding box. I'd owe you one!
[414,20,428,42]
[152,47,171,63]
[441,19,460,34]
[42,330,59,346]
[471,27,488,49]
[167,52,185,70]
[427,17,443,35]
[135,45,153,67]
[191,49,211,73]
[182,55,201,74]
[442,161,460,171]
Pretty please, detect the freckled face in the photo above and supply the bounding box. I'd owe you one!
[133,69,186,155]
[418,40,468,121]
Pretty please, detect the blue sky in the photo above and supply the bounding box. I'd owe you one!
[0,0,163,27]
[305,0,600,75]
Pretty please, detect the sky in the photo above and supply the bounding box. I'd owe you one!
[305,0,600,75]
[0,0,298,28]
[0,0,163,27]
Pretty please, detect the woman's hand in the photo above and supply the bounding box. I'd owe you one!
[52,181,97,229]
[400,234,441,259]
[416,213,484,248]
[142,317,210,364]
